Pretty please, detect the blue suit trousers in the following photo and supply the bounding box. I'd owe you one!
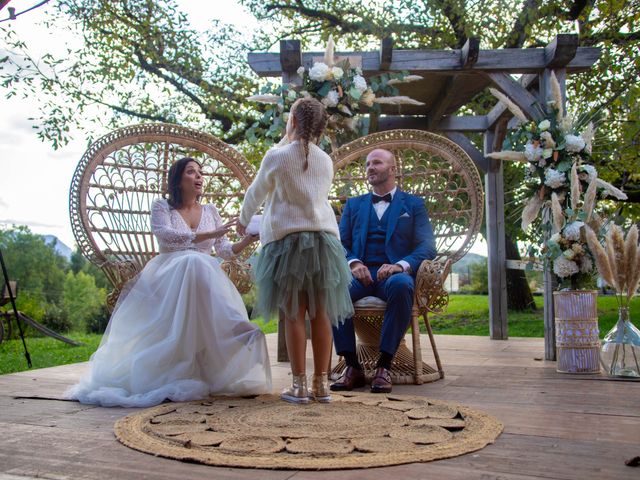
[333,266,414,357]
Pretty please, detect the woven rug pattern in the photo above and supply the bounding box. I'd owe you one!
[114,392,503,470]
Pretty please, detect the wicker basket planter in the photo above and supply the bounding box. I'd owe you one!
[553,290,600,374]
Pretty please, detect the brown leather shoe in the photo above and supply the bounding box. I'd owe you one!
[330,366,366,391]
[370,367,392,393]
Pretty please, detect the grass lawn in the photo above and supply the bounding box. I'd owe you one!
[1,294,637,375]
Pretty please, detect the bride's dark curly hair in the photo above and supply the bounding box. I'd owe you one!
[290,97,328,170]
[166,157,202,208]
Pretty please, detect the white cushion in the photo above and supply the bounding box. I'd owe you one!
[353,296,387,309]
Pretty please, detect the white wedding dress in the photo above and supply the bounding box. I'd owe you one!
[66,199,272,407]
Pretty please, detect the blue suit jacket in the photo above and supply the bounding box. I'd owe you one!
[339,190,436,274]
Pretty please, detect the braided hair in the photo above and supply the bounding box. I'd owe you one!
[290,97,328,171]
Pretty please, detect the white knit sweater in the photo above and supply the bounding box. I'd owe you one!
[239,139,339,246]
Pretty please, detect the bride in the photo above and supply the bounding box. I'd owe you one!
[66,157,272,407]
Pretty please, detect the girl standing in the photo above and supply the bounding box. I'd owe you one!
[238,98,353,404]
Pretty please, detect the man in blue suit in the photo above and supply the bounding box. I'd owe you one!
[331,148,436,393]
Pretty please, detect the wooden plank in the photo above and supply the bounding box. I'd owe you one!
[506,259,543,271]
[377,115,488,132]
[379,37,393,70]
[486,71,544,122]
[248,47,602,77]
[484,130,508,340]
[460,37,480,68]
[427,76,458,130]
[545,34,579,67]
[445,131,489,173]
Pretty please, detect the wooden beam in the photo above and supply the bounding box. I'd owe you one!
[427,76,458,130]
[444,132,489,173]
[484,129,508,340]
[377,115,488,132]
[545,34,579,68]
[460,37,480,68]
[248,46,601,77]
[379,37,393,71]
[486,71,544,121]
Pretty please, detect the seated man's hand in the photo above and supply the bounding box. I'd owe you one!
[351,261,373,286]
[376,263,403,282]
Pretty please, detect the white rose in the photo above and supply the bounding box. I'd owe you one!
[563,249,576,260]
[321,90,340,108]
[542,148,553,159]
[524,142,543,162]
[563,221,584,241]
[309,62,330,82]
[331,66,344,80]
[353,74,367,92]
[550,233,561,243]
[296,66,305,78]
[553,256,579,278]
[538,119,551,131]
[287,89,297,101]
[544,168,566,189]
[565,134,586,153]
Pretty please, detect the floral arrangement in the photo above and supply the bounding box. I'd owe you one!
[487,73,627,288]
[246,36,424,150]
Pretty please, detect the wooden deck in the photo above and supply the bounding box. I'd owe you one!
[0,333,638,479]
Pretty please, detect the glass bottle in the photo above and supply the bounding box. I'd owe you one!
[599,307,640,378]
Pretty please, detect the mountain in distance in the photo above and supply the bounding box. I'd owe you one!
[452,252,486,274]
[43,235,73,260]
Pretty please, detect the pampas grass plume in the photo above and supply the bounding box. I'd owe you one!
[570,163,580,211]
[551,192,564,233]
[611,224,627,292]
[489,88,528,123]
[585,226,615,288]
[624,225,639,300]
[486,151,528,162]
[597,179,628,200]
[550,71,564,123]
[521,195,544,230]
[583,177,598,221]
[324,35,335,67]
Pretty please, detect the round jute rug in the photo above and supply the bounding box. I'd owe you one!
[114,392,503,470]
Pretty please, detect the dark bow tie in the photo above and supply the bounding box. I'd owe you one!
[372,193,392,204]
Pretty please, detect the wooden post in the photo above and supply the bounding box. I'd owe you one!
[484,129,508,339]
[539,66,566,360]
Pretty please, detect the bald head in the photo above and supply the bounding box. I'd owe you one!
[365,148,396,193]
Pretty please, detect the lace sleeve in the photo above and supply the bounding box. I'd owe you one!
[151,199,195,250]
[208,204,235,260]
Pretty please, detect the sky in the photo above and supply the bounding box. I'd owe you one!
[0,1,488,256]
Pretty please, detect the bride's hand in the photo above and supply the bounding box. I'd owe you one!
[210,218,237,239]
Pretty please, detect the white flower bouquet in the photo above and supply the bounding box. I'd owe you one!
[487,73,627,288]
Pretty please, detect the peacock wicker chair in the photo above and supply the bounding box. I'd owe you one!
[69,123,256,310]
[329,129,485,384]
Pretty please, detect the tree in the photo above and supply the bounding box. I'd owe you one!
[62,270,106,331]
[0,226,67,312]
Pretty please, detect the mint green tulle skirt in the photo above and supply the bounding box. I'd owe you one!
[254,231,354,327]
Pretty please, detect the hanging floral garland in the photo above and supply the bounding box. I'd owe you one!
[246,36,425,150]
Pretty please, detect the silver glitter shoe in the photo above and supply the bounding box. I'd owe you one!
[309,372,331,403]
[281,374,310,404]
